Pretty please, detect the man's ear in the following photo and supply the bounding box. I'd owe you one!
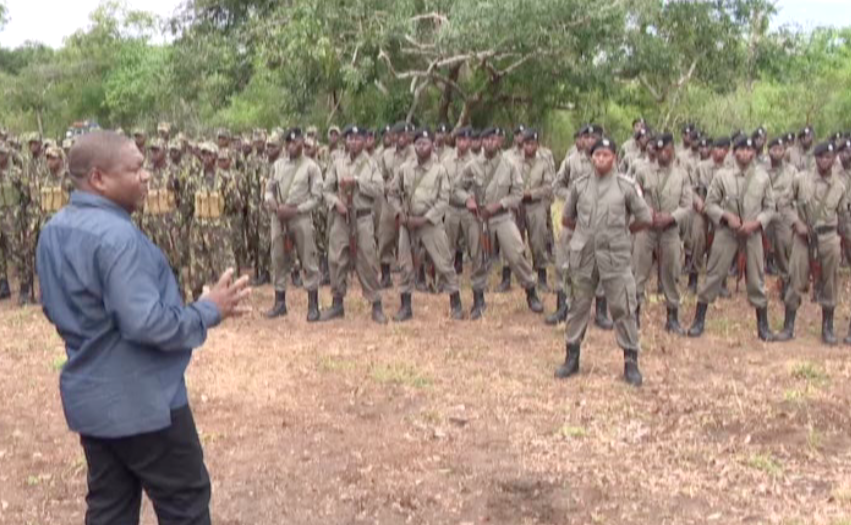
[88,167,108,193]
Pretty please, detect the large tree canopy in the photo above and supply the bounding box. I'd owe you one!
[0,0,848,150]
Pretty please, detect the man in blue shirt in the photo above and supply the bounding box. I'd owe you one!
[37,131,250,525]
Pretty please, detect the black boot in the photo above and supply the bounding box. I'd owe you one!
[320,256,331,286]
[394,293,413,322]
[306,290,320,322]
[594,297,613,330]
[554,343,580,379]
[687,272,698,294]
[319,295,345,321]
[687,302,708,337]
[371,301,387,325]
[470,290,485,320]
[415,266,428,293]
[624,350,643,387]
[291,270,303,288]
[525,286,544,313]
[756,307,775,342]
[665,307,685,335]
[636,303,642,330]
[449,292,464,320]
[545,291,567,325]
[822,307,837,346]
[537,268,550,293]
[775,306,796,342]
[266,291,287,318]
[495,267,512,293]
[766,254,778,276]
[454,251,463,276]
[380,264,393,289]
[719,277,731,298]
[0,278,10,300]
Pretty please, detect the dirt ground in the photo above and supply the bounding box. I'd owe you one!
[1,272,850,525]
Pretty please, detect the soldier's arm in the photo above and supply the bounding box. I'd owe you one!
[296,163,321,214]
[562,180,580,229]
[387,170,404,215]
[780,175,802,227]
[500,162,523,210]
[704,174,726,226]
[672,175,693,225]
[322,161,341,210]
[226,175,244,213]
[626,180,653,229]
[357,160,384,201]
[837,186,851,241]
[264,165,278,206]
[756,179,776,231]
[453,162,474,205]
[424,168,449,225]
[530,161,555,201]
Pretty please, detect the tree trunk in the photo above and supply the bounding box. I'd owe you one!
[437,64,461,125]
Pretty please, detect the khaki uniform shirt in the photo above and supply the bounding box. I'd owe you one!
[323,152,384,213]
[705,163,775,231]
[389,156,450,225]
[442,150,475,208]
[381,145,416,184]
[517,152,555,202]
[635,163,693,225]
[782,169,849,232]
[554,151,592,201]
[264,155,322,214]
[453,152,523,211]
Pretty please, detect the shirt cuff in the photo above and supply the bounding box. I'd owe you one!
[192,299,222,329]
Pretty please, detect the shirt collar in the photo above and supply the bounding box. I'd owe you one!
[70,191,132,221]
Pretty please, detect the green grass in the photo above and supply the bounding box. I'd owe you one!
[557,424,587,439]
[317,355,357,373]
[51,355,67,371]
[745,453,783,477]
[789,361,829,385]
[370,362,432,388]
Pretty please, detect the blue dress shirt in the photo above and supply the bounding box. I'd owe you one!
[37,191,221,438]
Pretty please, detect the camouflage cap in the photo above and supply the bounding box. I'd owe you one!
[217,149,231,160]
[157,122,172,133]
[252,128,268,141]
[327,125,341,138]
[62,138,75,150]
[45,145,64,158]
[306,126,319,136]
[266,133,283,147]
[168,140,183,151]
[131,127,146,137]
[199,142,219,154]
[216,128,231,139]
[43,139,57,150]
[148,138,166,150]
[304,137,317,149]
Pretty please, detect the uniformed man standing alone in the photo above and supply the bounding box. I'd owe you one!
[389,128,464,322]
[319,125,388,324]
[454,127,544,318]
[555,138,652,386]
[775,142,849,344]
[264,128,323,322]
[687,136,777,341]
[632,133,693,333]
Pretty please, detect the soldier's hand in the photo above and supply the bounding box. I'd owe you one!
[340,176,355,189]
[466,198,478,213]
[738,220,761,237]
[693,197,705,213]
[724,213,742,231]
[276,204,298,221]
[794,221,809,238]
[408,216,427,229]
[336,202,348,215]
[201,268,252,319]
[653,212,674,229]
[523,190,533,201]
[485,202,502,216]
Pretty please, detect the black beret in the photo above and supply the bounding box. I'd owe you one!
[813,141,836,156]
[584,124,604,136]
[589,137,617,155]
[752,126,767,139]
[514,124,527,135]
[655,133,675,149]
[521,128,540,142]
[698,137,712,148]
[798,126,814,138]
[733,136,756,151]
[730,129,745,141]
[454,126,474,139]
[381,124,392,135]
[496,127,507,137]
[285,127,303,142]
[471,129,481,139]
[436,123,450,134]
[767,137,784,149]
[785,132,795,142]
[413,127,434,141]
[342,125,367,138]
[366,129,375,137]
[480,127,499,139]
[713,137,731,149]
[391,121,415,134]
[831,131,844,142]
[681,123,693,134]
[836,139,851,152]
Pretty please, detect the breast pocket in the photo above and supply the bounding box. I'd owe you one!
[607,202,626,228]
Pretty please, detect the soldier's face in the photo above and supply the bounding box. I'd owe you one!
[699,145,711,159]
[158,131,169,141]
[414,138,433,159]
[254,140,265,153]
[455,136,470,155]
[93,143,150,214]
[347,135,365,156]
[383,133,395,148]
[633,122,644,133]
[397,133,412,148]
[712,148,728,163]
[134,135,145,148]
[801,135,813,148]
[287,139,303,157]
[202,151,216,168]
[658,145,674,164]
[583,135,598,153]
[329,132,339,146]
[217,158,231,170]
[734,147,755,165]
[436,133,446,147]
[169,149,182,163]
[216,137,229,149]
[523,141,538,158]
[47,155,62,173]
[29,141,42,155]
[592,149,616,174]
[483,136,500,155]
[840,149,851,166]
[514,135,524,147]
[769,145,785,162]
[755,137,765,150]
[267,144,281,158]
[816,154,835,172]
[471,138,482,151]
[150,148,165,163]
[366,135,375,149]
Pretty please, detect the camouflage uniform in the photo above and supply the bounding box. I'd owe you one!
[166,145,198,293]
[0,150,32,298]
[187,144,241,297]
[141,143,185,290]
[246,146,271,280]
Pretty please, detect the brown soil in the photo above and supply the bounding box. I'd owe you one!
[1,274,850,525]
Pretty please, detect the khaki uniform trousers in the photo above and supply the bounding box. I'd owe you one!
[519,200,550,270]
[784,230,840,309]
[328,209,382,303]
[698,227,767,308]
[766,219,793,288]
[398,221,459,295]
[271,213,320,292]
[473,213,537,291]
[632,226,682,308]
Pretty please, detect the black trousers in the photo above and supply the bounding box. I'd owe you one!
[80,405,212,525]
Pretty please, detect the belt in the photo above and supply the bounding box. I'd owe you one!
[489,209,508,218]
[523,197,543,204]
[451,202,467,209]
[814,225,836,235]
[356,209,373,218]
